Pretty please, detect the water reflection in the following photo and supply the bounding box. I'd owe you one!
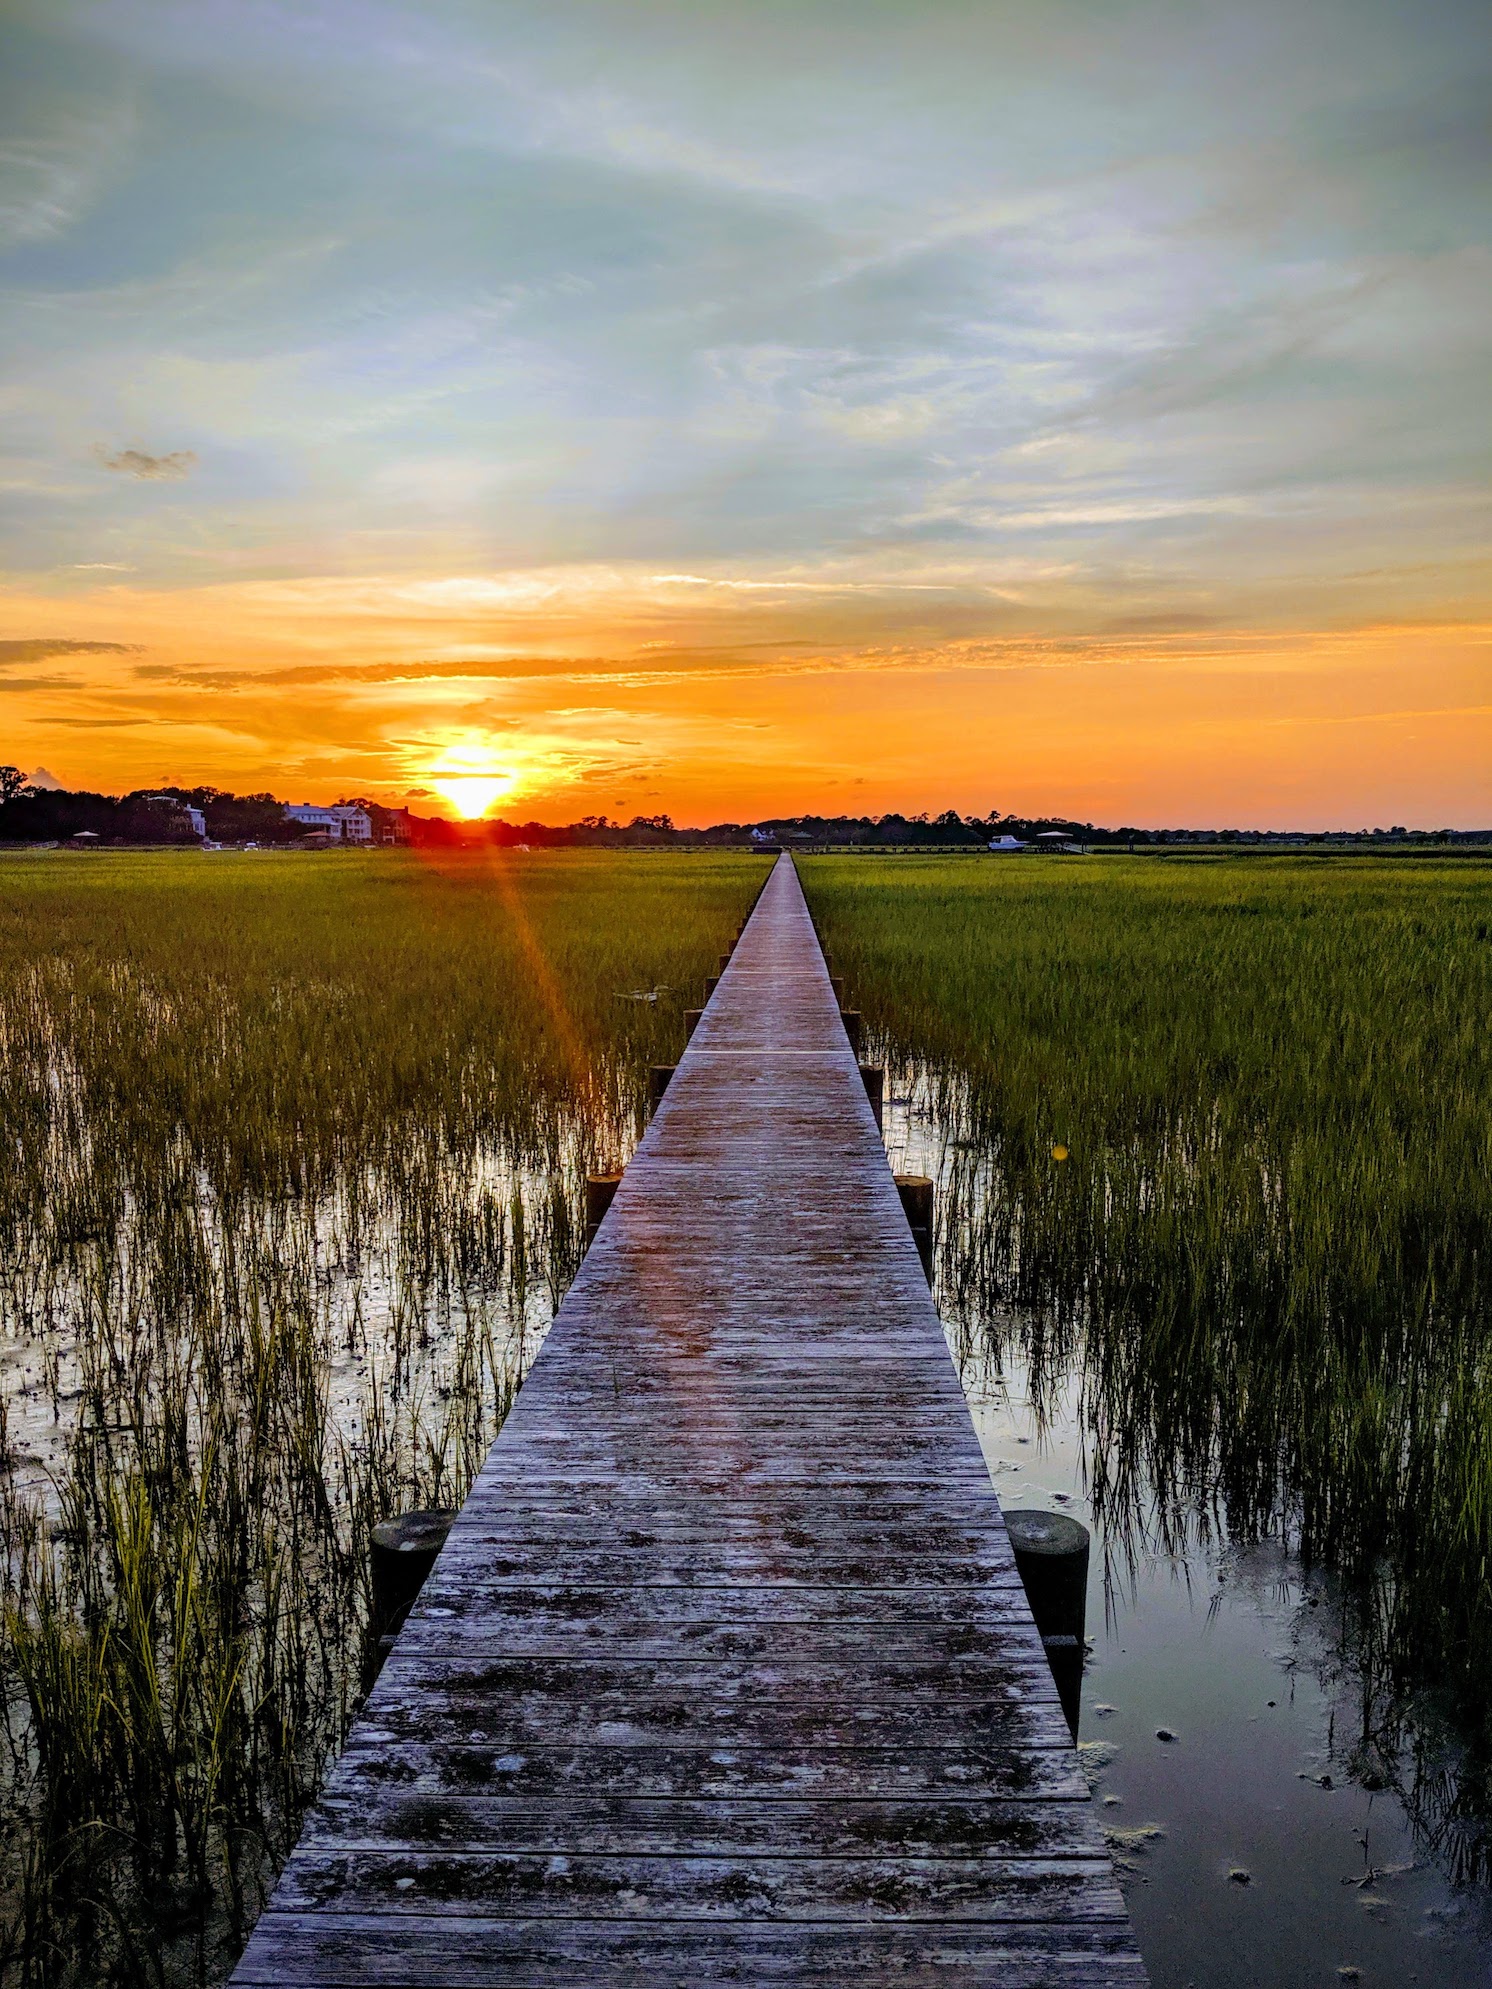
[886,1064,1492,1988]
[0,1125,598,1985]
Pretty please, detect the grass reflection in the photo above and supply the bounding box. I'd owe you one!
[805,852,1492,1887]
[0,849,762,1985]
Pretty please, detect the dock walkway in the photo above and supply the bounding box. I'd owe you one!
[233,854,1146,1986]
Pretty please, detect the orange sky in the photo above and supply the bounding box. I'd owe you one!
[4,571,1488,827]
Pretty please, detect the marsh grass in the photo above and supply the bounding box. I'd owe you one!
[805,853,1492,1879]
[0,847,762,1986]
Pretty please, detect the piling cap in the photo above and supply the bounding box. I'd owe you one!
[371,1510,457,1556]
[1003,1508,1090,1558]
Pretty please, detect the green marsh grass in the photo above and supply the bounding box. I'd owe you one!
[0,847,763,1985]
[804,852,1492,1878]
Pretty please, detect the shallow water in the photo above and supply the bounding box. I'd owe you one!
[888,1085,1492,1989]
[967,1368,1492,1988]
[0,1144,566,1512]
[0,1136,576,1985]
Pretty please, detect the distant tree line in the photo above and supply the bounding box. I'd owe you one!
[0,769,1482,848]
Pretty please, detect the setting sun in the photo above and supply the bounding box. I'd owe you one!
[431,774,511,819]
[424,739,520,818]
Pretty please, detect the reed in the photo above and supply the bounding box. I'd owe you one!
[804,852,1492,1878]
[0,847,763,1985]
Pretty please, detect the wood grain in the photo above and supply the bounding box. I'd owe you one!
[229,855,1146,1987]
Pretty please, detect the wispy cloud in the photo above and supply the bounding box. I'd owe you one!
[0,100,136,247]
[0,638,138,668]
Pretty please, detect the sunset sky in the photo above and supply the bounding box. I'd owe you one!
[1,0,1488,826]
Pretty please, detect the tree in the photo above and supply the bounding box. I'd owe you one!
[0,766,26,805]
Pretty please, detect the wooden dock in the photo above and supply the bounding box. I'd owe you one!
[233,854,1147,1986]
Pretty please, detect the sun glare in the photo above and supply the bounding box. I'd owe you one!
[432,774,511,819]
[423,738,521,818]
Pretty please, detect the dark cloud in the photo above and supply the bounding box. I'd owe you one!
[94,446,198,480]
[0,638,137,668]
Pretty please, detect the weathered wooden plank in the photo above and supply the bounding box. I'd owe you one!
[409,1583,1041,1624]
[492,1411,982,1439]
[392,1610,1056,1664]
[434,1514,1022,1554]
[455,1488,1018,1519]
[469,1456,1000,1491]
[233,1914,1149,1987]
[463,1468,1001,1497]
[349,1649,1060,1700]
[329,1741,1089,1803]
[422,1548,1026,1590]
[229,854,1145,1988]
[300,1797,1099,1858]
[273,1851,1126,1923]
[345,1686,1075,1753]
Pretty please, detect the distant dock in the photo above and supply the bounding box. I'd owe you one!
[232,853,1146,1986]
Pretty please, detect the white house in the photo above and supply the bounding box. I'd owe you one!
[284,802,373,843]
[144,794,207,838]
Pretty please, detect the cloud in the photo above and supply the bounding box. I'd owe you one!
[0,638,138,668]
[0,101,136,248]
[1104,612,1224,634]
[30,766,64,790]
[94,446,198,481]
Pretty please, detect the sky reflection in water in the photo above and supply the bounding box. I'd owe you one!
[888,1081,1492,1989]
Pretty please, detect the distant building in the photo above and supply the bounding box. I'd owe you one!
[144,794,207,838]
[1035,831,1086,854]
[378,807,413,846]
[284,803,373,843]
[987,834,1031,853]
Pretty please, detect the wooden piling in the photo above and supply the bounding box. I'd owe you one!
[369,1509,456,1644]
[859,1063,885,1131]
[895,1171,934,1280]
[1005,1509,1090,1738]
[583,1171,623,1249]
